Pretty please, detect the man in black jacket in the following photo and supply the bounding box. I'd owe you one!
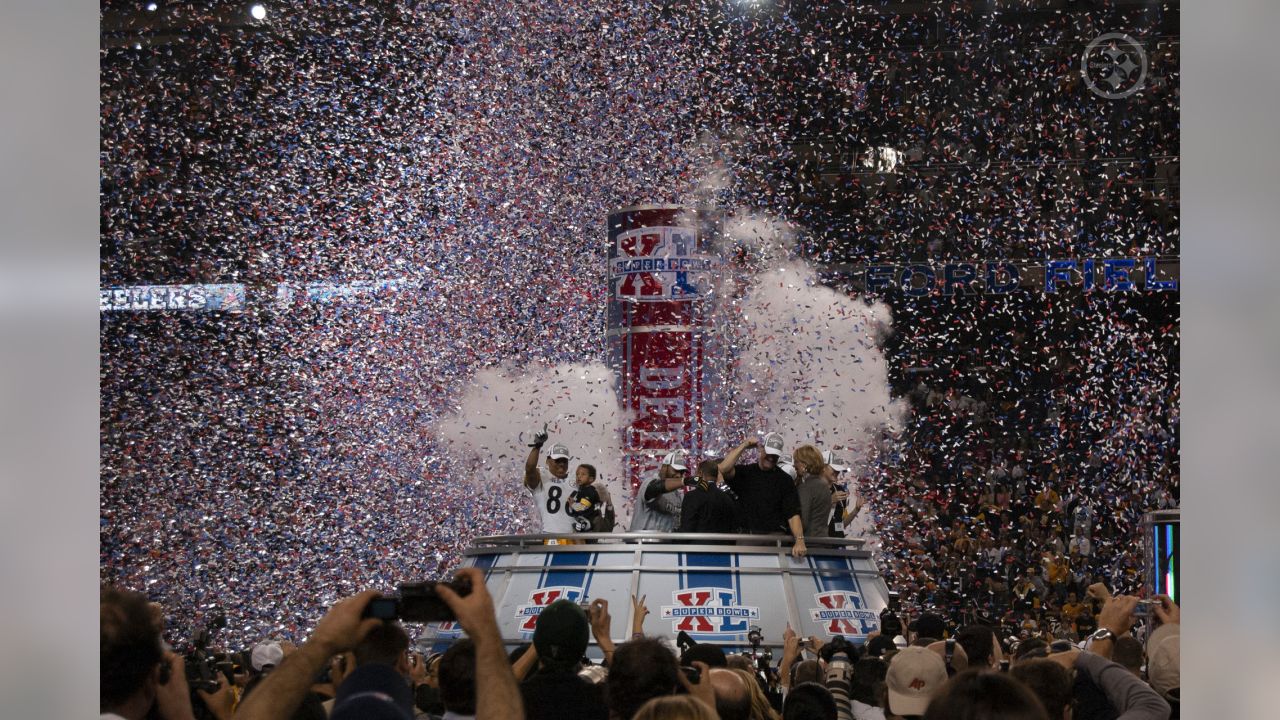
[679,460,739,534]
[719,432,807,558]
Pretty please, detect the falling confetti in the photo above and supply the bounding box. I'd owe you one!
[100,1,1179,646]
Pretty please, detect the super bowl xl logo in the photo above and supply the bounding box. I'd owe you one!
[661,588,760,635]
[429,620,462,637]
[810,592,880,637]
[515,586,585,633]
[610,226,715,302]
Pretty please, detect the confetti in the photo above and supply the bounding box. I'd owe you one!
[100,1,1179,647]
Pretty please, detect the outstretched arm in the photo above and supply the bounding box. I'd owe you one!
[588,599,616,666]
[437,568,525,720]
[1051,648,1169,720]
[235,592,382,720]
[524,424,548,490]
[512,643,539,682]
[524,445,542,490]
[630,594,650,637]
[778,624,800,692]
[718,439,757,481]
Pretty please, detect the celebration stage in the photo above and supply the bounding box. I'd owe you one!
[421,533,890,655]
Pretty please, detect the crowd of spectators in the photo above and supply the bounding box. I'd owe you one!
[99,0,1179,656]
[102,573,1180,719]
[859,288,1178,640]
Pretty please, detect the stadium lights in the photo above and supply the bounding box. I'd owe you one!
[146,2,157,10]
[249,3,267,21]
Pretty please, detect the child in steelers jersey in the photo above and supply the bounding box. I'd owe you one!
[566,463,609,533]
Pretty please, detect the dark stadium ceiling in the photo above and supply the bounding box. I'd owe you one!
[101,0,1176,49]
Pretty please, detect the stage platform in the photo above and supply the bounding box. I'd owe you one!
[420,533,890,654]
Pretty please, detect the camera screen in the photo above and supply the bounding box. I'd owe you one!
[368,597,398,620]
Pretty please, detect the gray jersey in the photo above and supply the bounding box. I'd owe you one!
[628,473,683,533]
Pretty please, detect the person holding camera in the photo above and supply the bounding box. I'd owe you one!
[679,459,738,534]
[628,449,691,533]
[101,585,232,720]
[236,569,524,720]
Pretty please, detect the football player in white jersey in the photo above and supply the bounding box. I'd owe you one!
[523,425,575,539]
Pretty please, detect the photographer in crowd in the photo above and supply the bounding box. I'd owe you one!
[233,568,521,720]
[101,586,233,720]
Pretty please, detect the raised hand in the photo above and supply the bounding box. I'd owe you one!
[529,422,549,448]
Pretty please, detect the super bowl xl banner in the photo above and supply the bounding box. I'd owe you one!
[606,206,719,492]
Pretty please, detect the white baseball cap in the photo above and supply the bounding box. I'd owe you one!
[547,443,570,460]
[661,449,689,471]
[886,646,948,716]
[762,432,784,456]
[778,454,797,480]
[251,640,284,672]
[822,450,850,473]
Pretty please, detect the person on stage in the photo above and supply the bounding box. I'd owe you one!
[628,449,690,533]
[522,424,575,541]
[678,460,738,534]
[718,432,807,558]
[793,444,833,538]
[567,463,615,534]
[822,450,861,538]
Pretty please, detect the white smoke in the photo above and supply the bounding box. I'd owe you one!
[734,260,906,460]
[723,211,796,261]
[433,361,633,524]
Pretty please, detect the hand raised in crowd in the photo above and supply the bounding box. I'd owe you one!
[631,593,650,636]
[330,652,354,689]
[588,598,613,640]
[589,597,617,661]
[1086,582,1112,602]
[1096,594,1140,638]
[1152,594,1180,626]
[408,650,429,687]
[436,568,500,640]
[782,623,800,658]
[311,590,384,655]
[808,635,825,655]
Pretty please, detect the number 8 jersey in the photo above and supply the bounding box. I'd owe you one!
[528,475,575,534]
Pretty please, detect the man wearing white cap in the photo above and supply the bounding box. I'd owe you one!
[250,640,284,674]
[523,424,575,537]
[719,432,806,558]
[882,645,948,718]
[628,448,690,533]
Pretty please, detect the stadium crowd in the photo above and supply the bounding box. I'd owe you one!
[102,571,1180,720]
[100,0,1179,671]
